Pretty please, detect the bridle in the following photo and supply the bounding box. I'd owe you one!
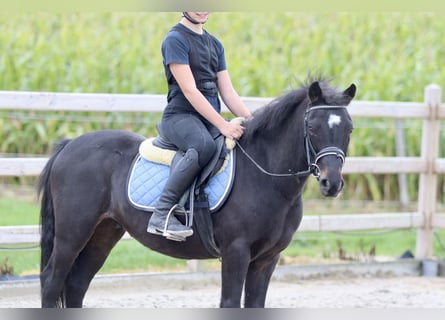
[303,105,347,179]
[235,104,347,179]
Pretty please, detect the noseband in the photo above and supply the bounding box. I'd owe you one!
[235,104,347,179]
[304,105,347,179]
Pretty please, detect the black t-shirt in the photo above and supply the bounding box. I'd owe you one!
[161,23,227,115]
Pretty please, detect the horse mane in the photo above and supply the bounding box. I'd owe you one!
[243,88,305,140]
[242,77,350,141]
[242,77,316,139]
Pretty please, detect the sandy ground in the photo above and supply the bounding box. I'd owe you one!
[84,276,445,308]
[1,262,445,308]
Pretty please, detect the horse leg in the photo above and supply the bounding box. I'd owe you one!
[40,236,91,308]
[41,250,75,307]
[40,201,104,307]
[219,242,251,308]
[243,254,280,308]
[64,218,125,307]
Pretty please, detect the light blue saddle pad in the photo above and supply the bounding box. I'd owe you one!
[127,150,235,213]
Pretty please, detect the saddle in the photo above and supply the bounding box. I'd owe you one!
[140,123,231,189]
[131,118,243,257]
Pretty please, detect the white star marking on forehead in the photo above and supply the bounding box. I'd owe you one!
[328,114,341,128]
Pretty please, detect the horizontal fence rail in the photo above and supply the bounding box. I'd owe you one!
[0,85,444,258]
[0,213,426,245]
[2,157,445,177]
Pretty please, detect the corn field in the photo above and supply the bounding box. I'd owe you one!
[0,12,444,202]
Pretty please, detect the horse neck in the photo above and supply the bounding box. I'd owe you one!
[241,108,308,180]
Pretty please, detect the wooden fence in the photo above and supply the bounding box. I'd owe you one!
[0,84,444,259]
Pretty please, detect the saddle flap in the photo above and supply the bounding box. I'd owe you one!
[195,134,227,187]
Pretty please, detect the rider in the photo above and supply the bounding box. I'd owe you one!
[147,12,252,240]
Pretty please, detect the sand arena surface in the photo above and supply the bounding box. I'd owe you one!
[1,262,445,308]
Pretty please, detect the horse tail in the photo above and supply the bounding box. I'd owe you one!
[38,139,71,306]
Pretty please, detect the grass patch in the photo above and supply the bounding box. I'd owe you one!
[0,197,40,226]
[0,248,40,275]
[285,229,417,262]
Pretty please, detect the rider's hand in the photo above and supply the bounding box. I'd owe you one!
[218,121,245,140]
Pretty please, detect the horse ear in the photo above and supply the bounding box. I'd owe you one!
[308,81,322,103]
[343,83,356,99]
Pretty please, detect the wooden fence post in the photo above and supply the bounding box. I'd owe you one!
[395,119,409,207]
[415,84,442,258]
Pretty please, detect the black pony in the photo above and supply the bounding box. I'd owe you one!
[38,79,356,308]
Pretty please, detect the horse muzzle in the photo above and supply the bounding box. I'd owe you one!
[319,171,344,197]
[314,147,346,197]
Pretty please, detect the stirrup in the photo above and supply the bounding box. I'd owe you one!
[147,225,188,241]
[147,205,193,242]
[162,205,193,239]
[165,233,187,242]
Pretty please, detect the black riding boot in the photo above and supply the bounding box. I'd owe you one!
[147,148,201,241]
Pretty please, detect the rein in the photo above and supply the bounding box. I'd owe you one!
[236,105,347,179]
[235,140,314,177]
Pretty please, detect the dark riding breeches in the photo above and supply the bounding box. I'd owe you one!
[160,113,219,169]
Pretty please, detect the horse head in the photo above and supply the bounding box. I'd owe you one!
[305,81,356,197]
